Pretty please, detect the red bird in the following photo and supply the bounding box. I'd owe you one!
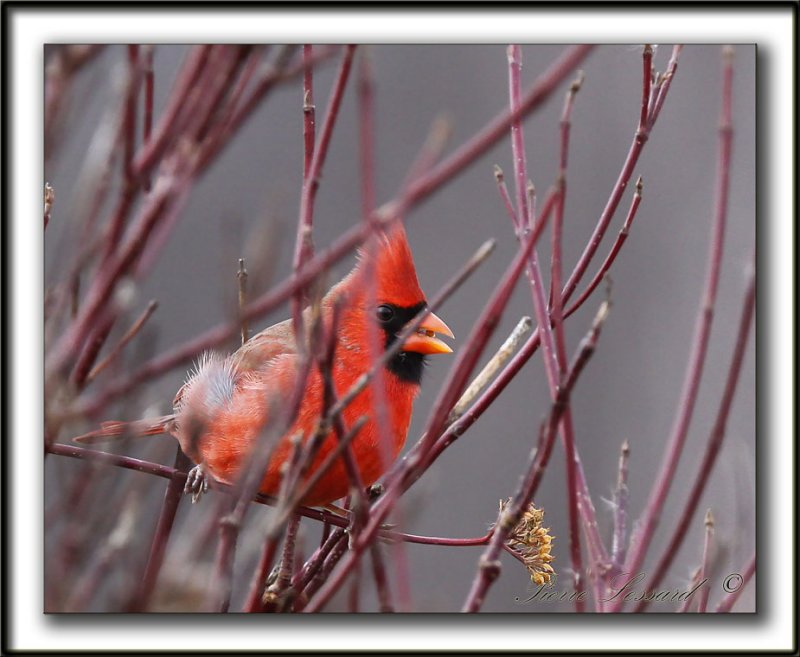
[75,223,453,507]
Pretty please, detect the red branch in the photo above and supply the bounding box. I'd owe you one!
[634,256,754,612]
[615,46,734,611]
[715,552,755,613]
[462,298,611,612]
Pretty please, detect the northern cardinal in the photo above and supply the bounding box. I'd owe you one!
[75,223,453,507]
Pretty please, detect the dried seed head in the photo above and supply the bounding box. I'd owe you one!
[499,499,556,587]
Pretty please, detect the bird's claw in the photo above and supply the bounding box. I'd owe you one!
[367,483,385,501]
[184,464,209,503]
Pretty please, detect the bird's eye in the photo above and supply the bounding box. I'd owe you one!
[376,305,395,323]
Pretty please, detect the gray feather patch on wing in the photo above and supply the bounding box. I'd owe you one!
[187,352,237,413]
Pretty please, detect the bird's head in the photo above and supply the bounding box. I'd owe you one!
[336,221,454,384]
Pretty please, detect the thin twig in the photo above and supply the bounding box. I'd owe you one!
[48,442,505,553]
[462,298,611,612]
[45,45,106,157]
[302,45,316,180]
[178,46,247,147]
[262,514,301,612]
[64,494,139,611]
[292,45,318,350]
[610,439,631,578]
[348,562,361,613]
[86,300,158,383]
[356,46,413,609]
[640,45,654,131]
[715,552,755,613]
[210,516,238,612]
[385,531,492,547]
[71,318,114,389]
[560,45,682,306]
[647,45,683,128]
[47,165,189,379]
[291,528,348,609]
[403,45,594,208]
[493,166,519,233]
[633,257,754,612]
[550,69,584,307]
[132,45,213,176]
[618,46,735,610]
[526,181,537,229]
[448,316,532,424]
[677,567,703,613]
[400,113,453,195]
[124,45,140,187]
[208,46,266,148]
[550,67,599,608]
[295,45,356,270]
[142,45,154,189]
[243,533,281,612]
[210,414,303,612]
[126,448,192,611]
[370,544,394,612]
[506,45,559,390]
[357,47,376,221]
[416,214,545,462]
[243,436,308,613]
[696,510,714,613]
[237,259,249,345]
[316,305,369,522]
[506,45,586,610]
[196,45,333,170]
[272,417,368,535]
[563,177,643,319]
[300,530,351,606]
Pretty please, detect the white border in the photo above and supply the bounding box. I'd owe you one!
[10,6,794,653]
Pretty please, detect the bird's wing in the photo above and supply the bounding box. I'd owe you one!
[172,318,299,412]
[231,317,299,373]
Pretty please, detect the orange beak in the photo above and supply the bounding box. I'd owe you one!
[401,311,454,355]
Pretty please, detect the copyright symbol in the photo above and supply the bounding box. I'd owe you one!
[723,573,743,593]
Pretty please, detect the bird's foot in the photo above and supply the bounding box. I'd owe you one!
[364,484,396,529]
[367,483,384,500]
[184,464,209,503]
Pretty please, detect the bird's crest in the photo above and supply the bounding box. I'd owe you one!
[358,221,426,308]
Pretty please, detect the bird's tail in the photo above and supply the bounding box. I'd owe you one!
[73,415,176,444]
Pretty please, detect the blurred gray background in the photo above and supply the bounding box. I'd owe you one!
[45,44,755,613]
